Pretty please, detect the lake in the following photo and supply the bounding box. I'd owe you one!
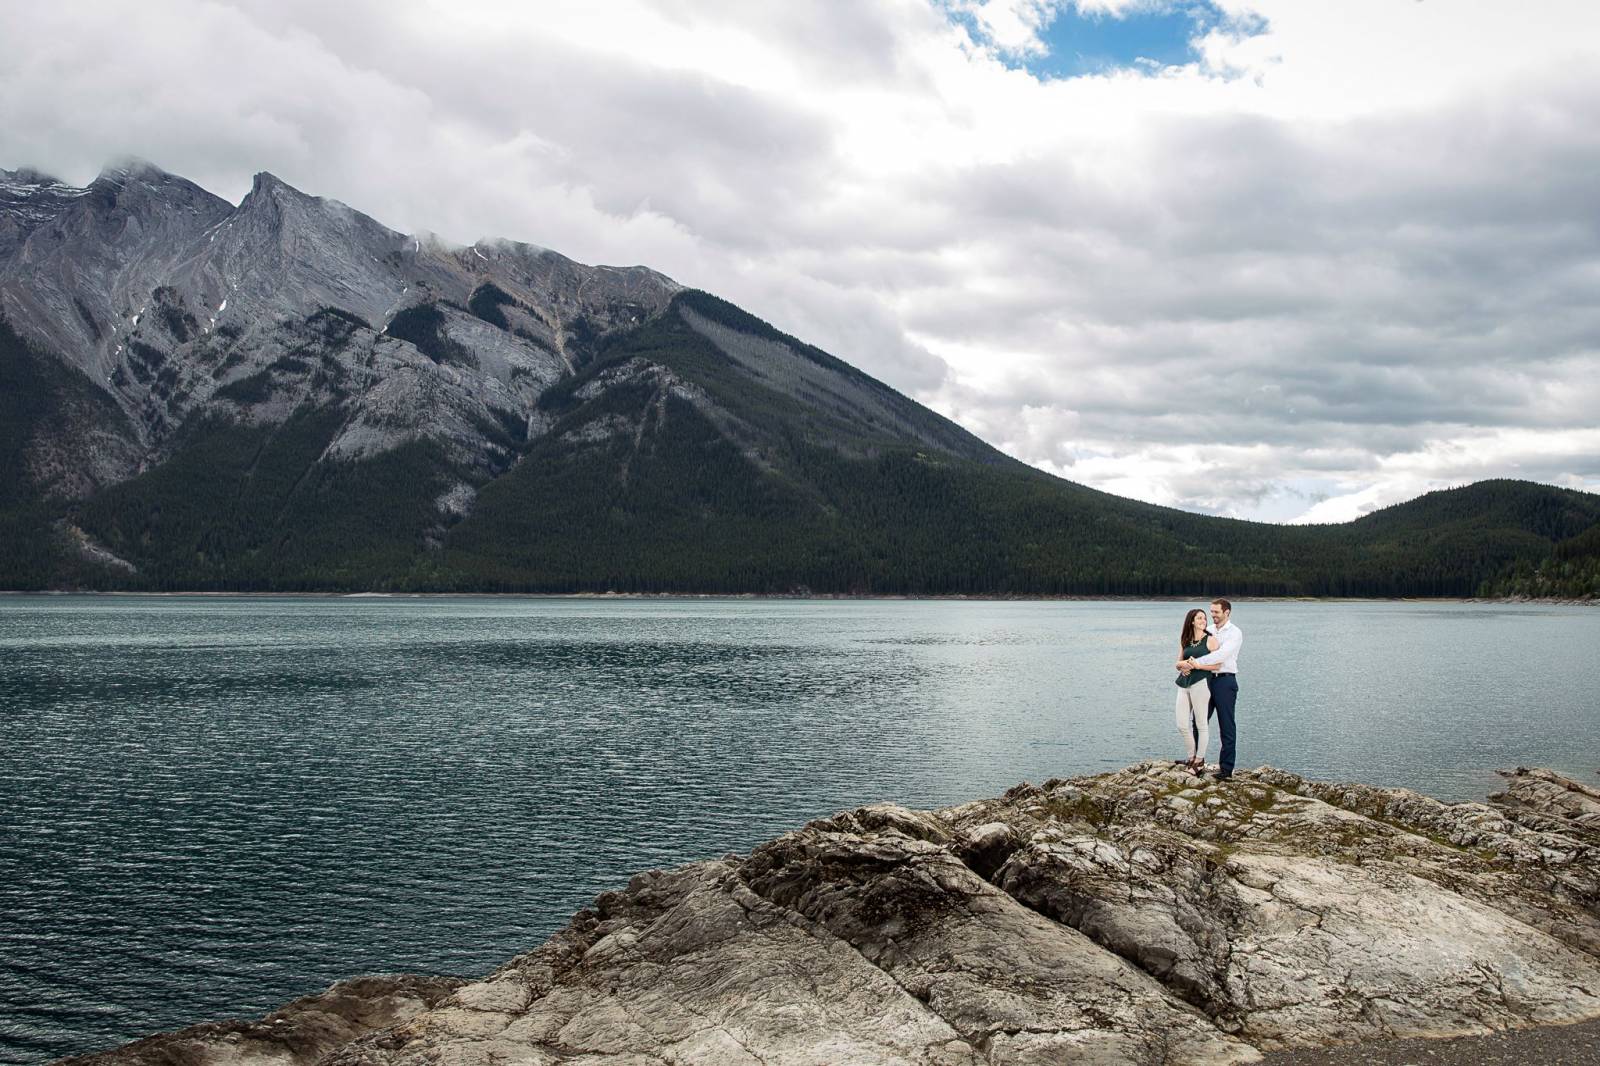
[2,596,1596,1063]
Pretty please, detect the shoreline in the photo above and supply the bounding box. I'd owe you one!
[2,589,1595,605]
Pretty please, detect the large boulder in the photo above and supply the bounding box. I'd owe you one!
[65,765,1600,1065]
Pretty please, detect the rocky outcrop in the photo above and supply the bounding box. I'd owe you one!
[55,977,463,1066]
[65,764,1600,1066]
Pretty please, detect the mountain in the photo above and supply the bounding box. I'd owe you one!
[2,161,1597,594]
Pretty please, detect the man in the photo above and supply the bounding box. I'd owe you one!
[1179,598,1242,780]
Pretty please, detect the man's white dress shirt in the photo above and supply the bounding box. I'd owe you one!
[1193,619,1242,674]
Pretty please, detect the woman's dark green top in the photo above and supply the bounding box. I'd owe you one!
[1176,637,1210,688]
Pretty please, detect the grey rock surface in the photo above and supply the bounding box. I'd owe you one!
[54,976,463,1066]
[65,764,1600,1066]
[0,160,680,483]
[1258,1015,1600,1065]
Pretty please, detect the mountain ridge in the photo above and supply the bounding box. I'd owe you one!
[1,161,1597,596]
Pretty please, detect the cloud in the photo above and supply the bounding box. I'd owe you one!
[1,0,1598,522]
[1292,427,1600,524]
[947,0,1066,56]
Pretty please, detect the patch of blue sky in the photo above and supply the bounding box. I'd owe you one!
[959,2,1268,80]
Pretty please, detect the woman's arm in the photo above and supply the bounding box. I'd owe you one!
[1185,635,1223,670]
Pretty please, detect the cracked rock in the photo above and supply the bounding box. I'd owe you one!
[66,764,1600,1066]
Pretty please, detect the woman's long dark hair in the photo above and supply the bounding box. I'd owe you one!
[1181,609,1206,651]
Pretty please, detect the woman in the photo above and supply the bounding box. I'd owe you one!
[1174,608,1216,772]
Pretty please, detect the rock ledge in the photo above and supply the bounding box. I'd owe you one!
[62,764,1600,1065]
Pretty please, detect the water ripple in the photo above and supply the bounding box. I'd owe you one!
[1,596,1596,1063]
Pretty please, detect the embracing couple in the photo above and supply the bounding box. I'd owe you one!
[1173,598,1243,781]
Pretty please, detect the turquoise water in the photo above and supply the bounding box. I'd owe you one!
[1,596,1596,1062]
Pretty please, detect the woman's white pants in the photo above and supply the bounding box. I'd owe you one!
[1175,681,1210,762]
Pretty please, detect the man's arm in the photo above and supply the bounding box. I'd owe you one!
[1191,626,1240,669]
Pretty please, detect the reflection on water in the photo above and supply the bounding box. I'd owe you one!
[1,596,1596,1063]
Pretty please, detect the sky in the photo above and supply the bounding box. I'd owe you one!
[2,0,1598,524]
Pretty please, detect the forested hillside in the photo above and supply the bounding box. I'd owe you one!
[6,298,1596,596]
[1481,521,1600,599]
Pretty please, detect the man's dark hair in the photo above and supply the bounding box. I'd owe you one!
[1211,598,1233,613]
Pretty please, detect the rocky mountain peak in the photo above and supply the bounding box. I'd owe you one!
[238,171,309,219]
[241,171,366,217]
[234,170,401,249]
[0,169,86,238]
[79,161,231,220]
[245,170,305,201]
[87,160,224,210]
[1,166,74,190]
[95,156,169,183]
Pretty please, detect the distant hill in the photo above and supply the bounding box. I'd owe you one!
[2,162,1596,595]
[1480,520,1600,600]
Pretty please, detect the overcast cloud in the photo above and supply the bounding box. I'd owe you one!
[2,0,1598,522]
